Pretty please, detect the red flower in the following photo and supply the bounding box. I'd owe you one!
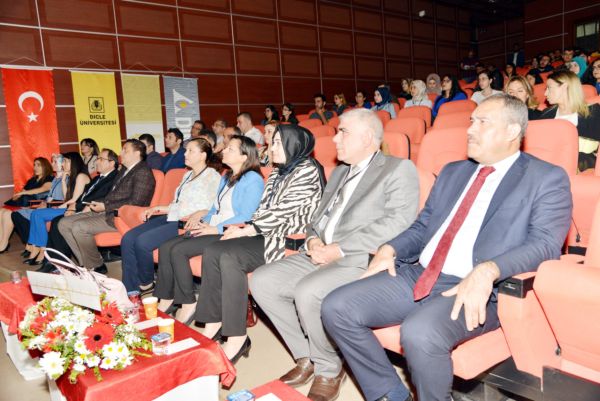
[84,323,114,352]
[98,303,124,326]
[30,311,55,335]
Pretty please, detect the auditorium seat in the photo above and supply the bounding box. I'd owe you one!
[432,111,472,129]
[375,110,391,126]
[299,119,325,130]
[397,105,432,129]
[382,132,409,159]
[516,66,530,76]
[495,198,600,389]
[254,125,265,134]
[313,136,337,167]
[95,169,165,248]
[522,119,578,176]
[416,127,468,176]
[395,101,403,113]
[582,84,598,100]
[437,99,477,115]
[115,168,187,235]
[539,71,551,83]
[310,125,335,138]
[297,114,310,122]
[384,117,426,161]
[533,83,547,110]
[586,95,600,105]
[427,93,438,104]
[564,174,600,255]
[327,116,340,129]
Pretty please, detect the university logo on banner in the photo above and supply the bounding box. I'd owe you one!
[71,71,122,154]
[163,76,200,138]
[121,73,165,152]
[1,68,60,192]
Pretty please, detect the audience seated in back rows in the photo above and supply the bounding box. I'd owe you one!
[404,80,432,108]
[237,112,265,146]
[139,133,163,170]
[161,128,186,173]
[309,93,334,124]
[432,75,468,118]
[373,86,397,118]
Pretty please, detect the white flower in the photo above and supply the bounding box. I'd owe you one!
[28,335,47,350]
[73,363,86,373]
[99,356,117,370]
[86,355,100,368]
[74,340,88,355]
[39,352,66,379]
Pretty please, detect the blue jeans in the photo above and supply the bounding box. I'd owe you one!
[28,208,66,247]
[120,215,179,291]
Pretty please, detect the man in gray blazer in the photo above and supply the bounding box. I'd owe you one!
[322,94,573,401]
[250,108,420,401]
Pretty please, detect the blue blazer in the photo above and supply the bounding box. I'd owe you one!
[388,153,572,283]
[204,171,264,234]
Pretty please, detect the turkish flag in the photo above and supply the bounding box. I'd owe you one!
[2,68,60,192]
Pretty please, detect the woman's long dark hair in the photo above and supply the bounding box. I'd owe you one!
[225,135,261,185]
[442,75,465,99]
[186,137,223,173]
[63,152,88,200]
[581,58,600,86]
[80,138,99,156]
[281,102,297,123]
[265,105,280,122]
[34,157,53,183]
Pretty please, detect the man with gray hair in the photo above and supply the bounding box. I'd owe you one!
[250,108,420,401]
[321,94,572,401]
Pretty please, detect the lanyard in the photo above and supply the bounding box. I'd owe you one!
[215,181,234,214]
[174,167,207,204]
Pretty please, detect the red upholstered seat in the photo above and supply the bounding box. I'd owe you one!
[582,84,598,100]
[522,119,578,176]
[397,106,432,129]
[310,125,335,138]
[372,326,510,380]
[416,127,468,176]
[382,132,409,159]
[313,136,337,167]
[437,99,477,116]
[432,111,472,129]
[299,119,325,130]
[385,117,426,161]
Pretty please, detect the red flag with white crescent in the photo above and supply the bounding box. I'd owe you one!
[1,68,60,192]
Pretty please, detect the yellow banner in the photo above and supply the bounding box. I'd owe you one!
[121,73,164,152]
[71,71,122,153]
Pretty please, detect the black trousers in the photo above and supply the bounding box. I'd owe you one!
[194,235,265,337]
[11,212,30,244]
[153,234,222,305]
[46,215,73,257]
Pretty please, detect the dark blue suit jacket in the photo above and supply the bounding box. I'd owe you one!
[387,153,572,283]
[161,147,185,173]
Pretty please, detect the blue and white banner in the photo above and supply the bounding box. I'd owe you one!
[163,76,200,139]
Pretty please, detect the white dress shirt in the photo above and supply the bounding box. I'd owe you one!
[244,127,265,146]
[323,152,376,244]
[419,151,521,278]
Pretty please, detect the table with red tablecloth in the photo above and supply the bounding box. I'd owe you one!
[0,279,236,400]
[250,380,311,400]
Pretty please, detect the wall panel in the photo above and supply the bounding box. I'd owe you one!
[0,0,472,192]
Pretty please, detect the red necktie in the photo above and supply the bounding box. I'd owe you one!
[413,166,495,301]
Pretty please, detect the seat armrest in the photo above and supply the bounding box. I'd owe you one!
[499,272,536,298]
[285,234,306,251]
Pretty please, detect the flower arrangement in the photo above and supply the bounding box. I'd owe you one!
[19,297,151,383]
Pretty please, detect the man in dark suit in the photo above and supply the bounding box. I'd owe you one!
[36,148,119,273]
[58,139,156,273]
[250,108,419,401]
[322,94,573,401]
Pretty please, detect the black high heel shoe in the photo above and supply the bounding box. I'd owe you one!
[229,337,251,364]
[0,244,9,254]
[210,328,223,343]
[24,258,43,266]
